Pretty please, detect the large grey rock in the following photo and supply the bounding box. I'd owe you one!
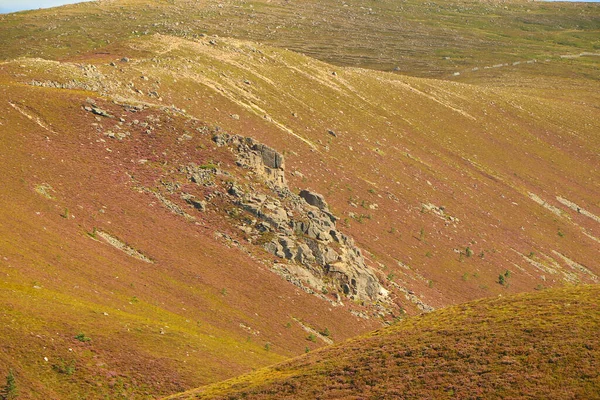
[324,247,340,264]
[265,241,285,258]
[253,143,283,169]
[278,236,296,259]
[295,243,315,264]
[299,190,328,211]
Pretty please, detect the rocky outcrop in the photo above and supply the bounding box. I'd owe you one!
[218,134,288,193]
[299,190,328,211]
[211,133,388,304]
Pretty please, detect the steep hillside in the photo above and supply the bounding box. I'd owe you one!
[0,0,599,398]
[5,32,599,308]
[168,284,600,399]
[0,69,389,398]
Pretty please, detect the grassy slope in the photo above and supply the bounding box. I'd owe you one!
[34,33,600,305]
[0,34,598,396]
[0,78,382,398]
[0,0,598,78]
[0,0,598,397]
[168,284,600,399]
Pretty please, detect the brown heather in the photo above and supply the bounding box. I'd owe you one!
[169,285,600,399]
[0,0,598,398]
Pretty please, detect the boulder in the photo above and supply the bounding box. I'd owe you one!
[265,241,285,258]
[253,143,283,169]
[324,247,340,264]
[299,190,328,211]
[181,193,206,211]
[295,243,316,265]
[278,236,296,260]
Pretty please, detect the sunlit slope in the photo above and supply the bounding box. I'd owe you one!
[3,32,599,314]
[0,0,598,78]
[0,75,383,398]
[168,284,600,399]
[0,0,598,397]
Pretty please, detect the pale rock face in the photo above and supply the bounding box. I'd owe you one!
[211,133,388,304]
[299,190,328,210]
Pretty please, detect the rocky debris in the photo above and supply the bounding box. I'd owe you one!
[96,230,153,263]
[34,183,55,199]
[239,323,260,336]
[138,186,196,221]
[84,105,114,118]
[556,196,600,224]
[422,203,458,225]
[552,250,599,283]
[181,193,206,211]
[121,103,147,113]
[178,133,193,141]
[528,192,564,218]
[180,164,216,186]
[389,281,434,313]
[27,62,121,97]
[210,133,388,304]
[103,127,130,140]
[161,180,180,194]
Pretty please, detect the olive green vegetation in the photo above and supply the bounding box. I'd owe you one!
[168,285,600,399]
[0,370,18,400]
[0,0,598,78]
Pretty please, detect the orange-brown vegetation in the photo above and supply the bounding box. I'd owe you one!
[168,285,600,399]
[0,0,598,397]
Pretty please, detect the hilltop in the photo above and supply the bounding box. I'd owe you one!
[168,284,600,399]
[0,0,598,397]
[1,0,599,79]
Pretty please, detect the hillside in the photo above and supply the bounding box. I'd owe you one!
[1,0,599,79]
[0,0,599,398]
[168,284,600,399]
[0,66,393,398]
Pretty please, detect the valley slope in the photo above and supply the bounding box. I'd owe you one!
[0,0,598,398]
[167,284,600,399]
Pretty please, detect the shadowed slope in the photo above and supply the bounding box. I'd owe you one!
[168,285,600,399]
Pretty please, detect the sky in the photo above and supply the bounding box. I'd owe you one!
[0,0,94,13]
[1,0,599,13]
